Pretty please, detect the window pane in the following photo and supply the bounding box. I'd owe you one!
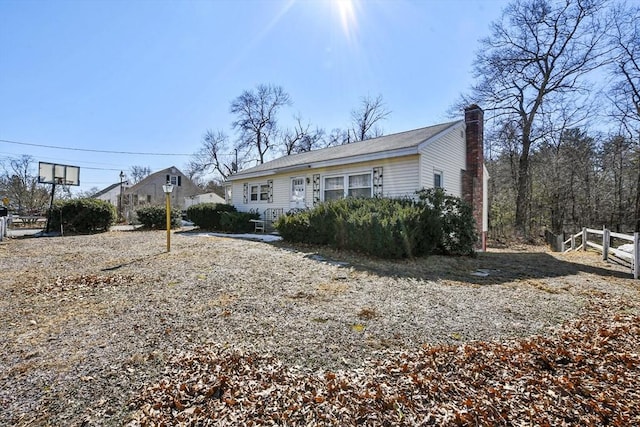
[434,173,442,188]
[324,176,344,190]
[348,173,371,198]
[324,190,344,201]
[349,174,371,188]
[250,185,258,201]
[348,188,371,198]
[260,184,269,201]
[324,176,344,201]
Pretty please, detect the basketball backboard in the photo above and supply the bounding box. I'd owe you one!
[38,162,80,186]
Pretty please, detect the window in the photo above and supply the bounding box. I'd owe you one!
[166,175,181,186]
[434,170,443,188]
[348,173,371,198]
[260,184,269,201]
[324,176,344,201]
[249,184,271,202]
[324,172,372,201]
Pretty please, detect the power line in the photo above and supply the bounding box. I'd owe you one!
[0,138,193,156]
[0,152,126,171]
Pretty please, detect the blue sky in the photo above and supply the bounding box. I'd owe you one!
[0,0,509,192]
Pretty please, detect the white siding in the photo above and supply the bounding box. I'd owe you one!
[418,123,466,197]
[229,155,421,214]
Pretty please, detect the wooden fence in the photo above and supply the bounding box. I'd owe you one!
[562,227,639,279]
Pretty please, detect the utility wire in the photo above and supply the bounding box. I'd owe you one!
[0,139,193,156]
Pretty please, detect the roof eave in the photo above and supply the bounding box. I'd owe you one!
[227,147,419,181]
[417,120,463,151]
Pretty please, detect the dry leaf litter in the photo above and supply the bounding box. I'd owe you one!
[0,230,638,425]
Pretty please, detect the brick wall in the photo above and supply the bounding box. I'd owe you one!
[463,105,486,250]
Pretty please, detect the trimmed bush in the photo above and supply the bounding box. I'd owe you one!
[136,205,181,229]
[219,211,260,233]
[186,203,236,230]
[417,188,477,255]
[275,190,477,258]
[48,198,116,233]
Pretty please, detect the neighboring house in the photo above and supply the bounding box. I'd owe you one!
[225,105,489,250]
[123,166,202,220]
[93,181,131,214]
[184,192,226,209]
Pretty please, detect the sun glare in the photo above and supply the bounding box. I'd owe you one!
[334,0,358,41]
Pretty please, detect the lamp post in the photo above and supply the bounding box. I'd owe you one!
[162,181,174,252]
[119,170,125,222]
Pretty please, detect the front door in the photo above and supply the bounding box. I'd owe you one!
[290,177,306,209]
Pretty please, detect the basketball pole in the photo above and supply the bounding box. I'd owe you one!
[45,182,56,233]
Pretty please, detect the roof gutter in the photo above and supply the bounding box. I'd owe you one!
[227,147,419,181]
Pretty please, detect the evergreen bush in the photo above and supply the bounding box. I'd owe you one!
[417,188,477,255]
[136,205,180,229]
[186,203,236,230]
[219,211,260,233]
[275,190,478,258]
[48,198,116,233]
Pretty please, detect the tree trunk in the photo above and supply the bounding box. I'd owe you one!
[635,153,640,232]
[515,135,532,237]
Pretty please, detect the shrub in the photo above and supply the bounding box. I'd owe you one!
[276,197,425,258]
[48,198,116,233]
[186,203,236,230]
[275,211,311,242]
[136,205,181,229]
[417,188,477,255]
[219,211,260,233]
[276,191,478,258]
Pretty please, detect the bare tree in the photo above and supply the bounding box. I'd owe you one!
[463,0,612,237]
[0,155,49,214]
[607,2,640,230]
[350,94,391,141]
[75,186,101,198]
[187,130,236,182]
[325,128,351,147]
[230,84,291,164]
[607,3,640,133]
[129,166,151,184]
[283,115,325,155]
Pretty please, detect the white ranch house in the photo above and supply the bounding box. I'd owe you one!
[225,105,489,249]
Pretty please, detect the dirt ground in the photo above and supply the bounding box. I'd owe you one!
[0,230,638,425]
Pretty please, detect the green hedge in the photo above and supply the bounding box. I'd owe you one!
[219,211,260,233]
[186,203,236,230]
[417,188,477,255]
[48,198,116,233]
[275,189,477,258]
[136,205,181,229]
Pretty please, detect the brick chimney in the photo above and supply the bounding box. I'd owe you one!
[463,105,486,250]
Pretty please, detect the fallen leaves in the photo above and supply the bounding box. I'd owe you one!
[128,298,640,426]
[22,274,137,295]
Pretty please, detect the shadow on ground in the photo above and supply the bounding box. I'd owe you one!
[274,242,634,286]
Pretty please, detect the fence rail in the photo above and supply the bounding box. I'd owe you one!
[563,227,639,279]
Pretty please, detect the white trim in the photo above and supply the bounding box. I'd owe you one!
[227,149,418,181]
